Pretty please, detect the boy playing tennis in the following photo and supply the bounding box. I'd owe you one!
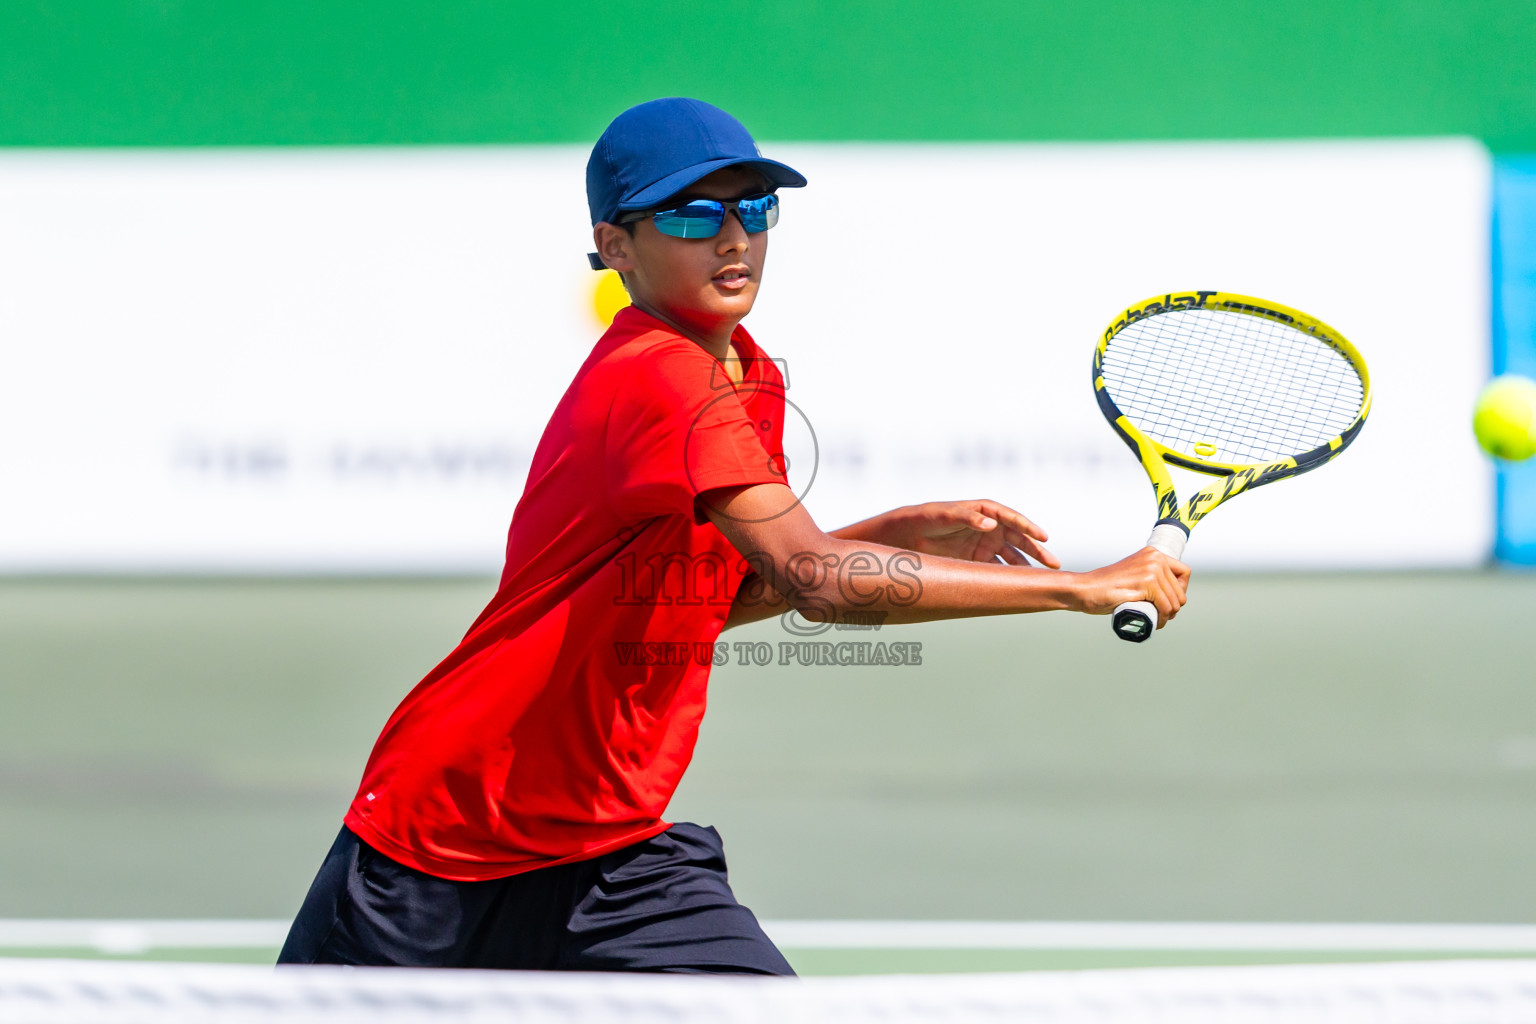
[278,98,1188,974]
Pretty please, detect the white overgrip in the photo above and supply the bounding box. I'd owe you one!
[1145,522,1188,560]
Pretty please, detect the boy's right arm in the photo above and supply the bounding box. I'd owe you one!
[703,483,1189,627]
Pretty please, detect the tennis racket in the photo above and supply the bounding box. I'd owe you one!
[1093,290,1371,643]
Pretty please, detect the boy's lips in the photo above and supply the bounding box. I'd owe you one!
[712,266,751,290]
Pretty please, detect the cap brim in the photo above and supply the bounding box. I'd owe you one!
[615,157,808,215]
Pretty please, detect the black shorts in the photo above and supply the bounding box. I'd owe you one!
[276,822,794,975]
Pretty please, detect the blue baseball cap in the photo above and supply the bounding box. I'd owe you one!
[586,98,807,228]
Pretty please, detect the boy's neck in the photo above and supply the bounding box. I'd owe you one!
[632,298,741,367]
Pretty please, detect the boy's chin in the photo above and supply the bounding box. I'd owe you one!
[705,283,757,312]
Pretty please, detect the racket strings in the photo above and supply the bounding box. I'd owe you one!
[1100,309,1364,465]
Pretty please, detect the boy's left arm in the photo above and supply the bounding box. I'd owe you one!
[828,500,1059,568]
[722,499,1059,629]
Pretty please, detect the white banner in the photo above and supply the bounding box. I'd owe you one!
[0,141,1490,572]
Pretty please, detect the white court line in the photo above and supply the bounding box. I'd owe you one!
[11,958,1536,1023]
[0,921,289,955]
[8,920,1536,954]
[761,921,1536,951]
[14,964,1536,1024]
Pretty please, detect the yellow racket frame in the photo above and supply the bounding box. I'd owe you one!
[1093,290,1372,535]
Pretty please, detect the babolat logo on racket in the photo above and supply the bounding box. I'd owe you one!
[1103,291,1217,341]
[1092,289,1371,644]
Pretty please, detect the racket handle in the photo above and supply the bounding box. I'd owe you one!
[1111,523,1189,643]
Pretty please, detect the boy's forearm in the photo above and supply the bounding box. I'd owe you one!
[723,537,1075,630]
[749,536,1083,626]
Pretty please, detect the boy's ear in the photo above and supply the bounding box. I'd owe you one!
[592,222,637,273]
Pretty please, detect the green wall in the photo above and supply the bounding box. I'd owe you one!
[2,0,1534,148]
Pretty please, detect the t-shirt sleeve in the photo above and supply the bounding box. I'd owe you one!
[605,340,786,524]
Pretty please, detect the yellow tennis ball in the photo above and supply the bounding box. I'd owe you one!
[592,270,629,327]
[1473,375,1536,461]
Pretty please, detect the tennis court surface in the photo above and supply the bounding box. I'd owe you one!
[5,572,1536,978]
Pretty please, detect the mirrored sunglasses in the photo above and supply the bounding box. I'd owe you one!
[620,193,779,239]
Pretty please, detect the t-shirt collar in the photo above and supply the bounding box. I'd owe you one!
[614,306,760,386]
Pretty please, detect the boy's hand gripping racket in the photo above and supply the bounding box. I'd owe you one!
[1093,291,1371,642]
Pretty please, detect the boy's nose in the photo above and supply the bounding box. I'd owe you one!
[717,211,750,252]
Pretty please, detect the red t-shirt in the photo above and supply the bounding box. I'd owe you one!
[343,307,788,881]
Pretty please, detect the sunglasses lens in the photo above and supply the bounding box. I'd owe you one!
[645,194,779,237]
[652,201,726,239]
[737,194,779,233]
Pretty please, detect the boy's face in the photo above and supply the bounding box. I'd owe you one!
[595,165,770,342]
